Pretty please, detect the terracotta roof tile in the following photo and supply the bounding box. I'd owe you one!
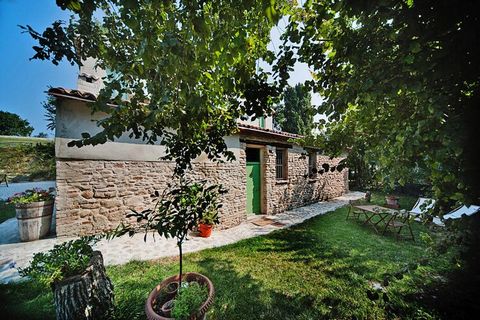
[48,87,97,101]
[237,123,302,139]
[48,87,302,140]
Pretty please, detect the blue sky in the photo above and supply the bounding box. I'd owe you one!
[0,1,318,136]
[0,0,77,136]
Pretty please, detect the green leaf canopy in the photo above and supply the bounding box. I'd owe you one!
[279,0,480,204]
[23,0,290,175]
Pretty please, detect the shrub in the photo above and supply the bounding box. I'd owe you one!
[19,237,97,286]
[200,209,219,225]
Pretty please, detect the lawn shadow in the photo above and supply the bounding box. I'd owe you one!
[0,281,54,320]
[255,220,380,279]
[196,256,321,320]
[406,216,480,319]
[418,264,480,319]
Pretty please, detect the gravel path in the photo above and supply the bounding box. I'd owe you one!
[0,191,364,283]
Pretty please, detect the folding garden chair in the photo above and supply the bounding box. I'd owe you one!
[432,204,480,226]
[383,210,415,241]
[409,197,436,221]
[346,200,368,220]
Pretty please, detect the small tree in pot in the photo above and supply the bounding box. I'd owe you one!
[108,179,225,319]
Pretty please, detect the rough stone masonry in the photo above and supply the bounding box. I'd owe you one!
[55,145,348,237]
[51,59,349,237]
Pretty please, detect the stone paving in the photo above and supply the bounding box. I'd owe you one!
[0,181,57,245]
[0,218,22,245]
[0,191,364,283]
[0,212,57,246]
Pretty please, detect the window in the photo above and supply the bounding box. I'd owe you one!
[276,148,288,179]
[308,151,317,178]
[259,116,265,128]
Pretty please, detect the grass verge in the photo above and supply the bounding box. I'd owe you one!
[0,136,52,147]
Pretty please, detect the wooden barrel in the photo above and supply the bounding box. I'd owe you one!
[15,200,53,241]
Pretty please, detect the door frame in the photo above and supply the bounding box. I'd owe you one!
[245,144,265,214]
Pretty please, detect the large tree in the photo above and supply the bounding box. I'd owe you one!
[275,83,314,135]
[42,96,57,131]
[0,111,34,136]
[277,0,480,204]
[22,0,289,175]
[22,1,290,315]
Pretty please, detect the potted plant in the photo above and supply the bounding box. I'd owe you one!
[197,209,219,238]
[8,187,55,241]
[108,179,225,319]
[385,194,400,208]
[19,236,114,320]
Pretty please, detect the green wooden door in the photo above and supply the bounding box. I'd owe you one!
[246,162,261,214]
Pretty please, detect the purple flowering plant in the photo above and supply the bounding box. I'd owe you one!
[8,188,54,204]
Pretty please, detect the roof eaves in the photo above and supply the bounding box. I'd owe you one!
[237,124,303,140]
[47,87,119,107]
[48,88,304,140]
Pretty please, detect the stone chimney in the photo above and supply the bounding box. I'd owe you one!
[77,57,106,96]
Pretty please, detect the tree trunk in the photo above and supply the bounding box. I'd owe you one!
[52,251,114,320]
[178,242,183,290]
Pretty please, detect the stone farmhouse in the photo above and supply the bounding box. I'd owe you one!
[50,59,349,237]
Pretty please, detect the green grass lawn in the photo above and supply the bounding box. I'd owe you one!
[0,138,55,182]
[0,200,15,223]
[0,136,52,147]
[0,193,468,319]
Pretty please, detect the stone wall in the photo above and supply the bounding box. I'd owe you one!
[55,156,247,237]
[263,145,348,214]
[55,143,347,237]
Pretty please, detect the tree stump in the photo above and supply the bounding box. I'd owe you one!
[52,251,114,320]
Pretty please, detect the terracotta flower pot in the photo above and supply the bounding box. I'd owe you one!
[160,299,175,318]
[165,282,179,295]
[15,200,53,242]
[198,223,212,238]
[385,195,399,208]
[145,272,215,320]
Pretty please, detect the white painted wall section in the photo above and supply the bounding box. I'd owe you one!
[55,99,241,162]
[77,58,106,96]
[238,115,273,130]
